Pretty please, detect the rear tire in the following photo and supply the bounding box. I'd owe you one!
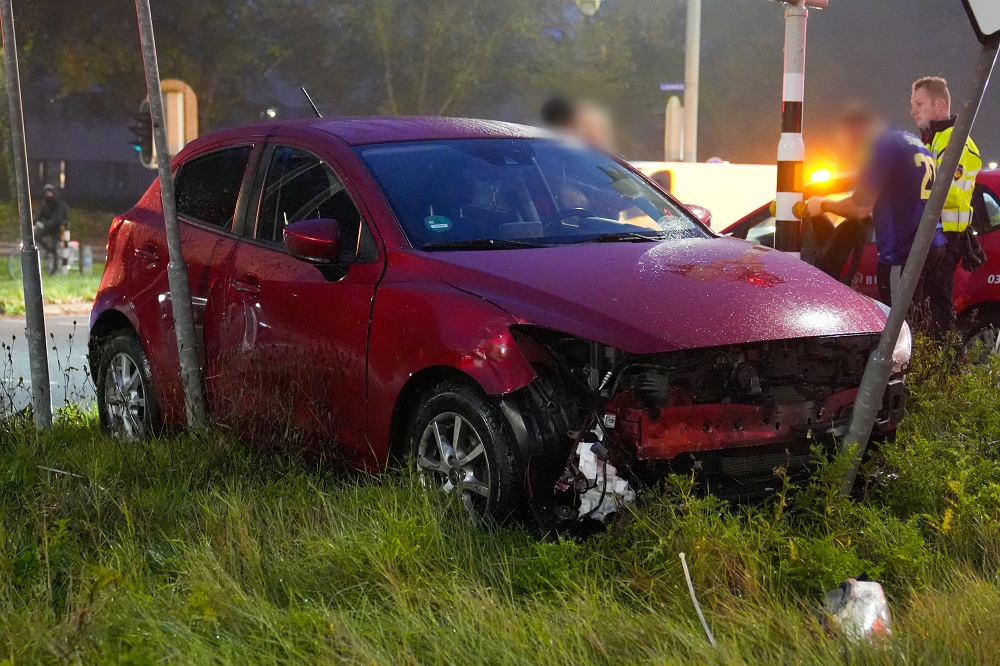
[95,332,162,439]
[406,380,523,524]
[963,310,1000,362]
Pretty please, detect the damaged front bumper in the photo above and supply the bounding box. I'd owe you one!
[505,330,906,526]
[608,379,906,462]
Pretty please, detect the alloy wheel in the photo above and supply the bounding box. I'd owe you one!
[416,412,491,519]
[103,352,147,439]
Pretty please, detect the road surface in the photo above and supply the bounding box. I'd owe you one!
[0,314,92,417]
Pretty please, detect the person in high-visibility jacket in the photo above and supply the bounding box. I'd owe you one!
[911,76,983,336]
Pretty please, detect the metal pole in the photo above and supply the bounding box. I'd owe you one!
[839,40,1000,495]
[665,95,683,161]
[683,0,701,163]
[134,0,207,428]
[774,1,808,252]
[0,0,51,430]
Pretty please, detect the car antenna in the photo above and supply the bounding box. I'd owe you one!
[301,87,323,118]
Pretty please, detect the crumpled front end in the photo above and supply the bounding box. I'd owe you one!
[504,327,906,528]
[600,334,905,498]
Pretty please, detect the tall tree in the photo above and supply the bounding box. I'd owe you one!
[16,0,308,131]
[335,0,557,117]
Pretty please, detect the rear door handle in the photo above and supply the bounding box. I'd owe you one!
[134,245,159,264]
[230,277,260,295]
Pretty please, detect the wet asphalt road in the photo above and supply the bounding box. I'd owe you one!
[0,314,93,417]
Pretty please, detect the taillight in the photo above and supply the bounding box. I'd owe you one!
[107,216,125,250]
[105,215,127,263]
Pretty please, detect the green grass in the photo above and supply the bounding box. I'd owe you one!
[4,343,1000,663]
[0,265,103,315]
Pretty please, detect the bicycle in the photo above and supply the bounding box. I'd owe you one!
[7,227,80,280]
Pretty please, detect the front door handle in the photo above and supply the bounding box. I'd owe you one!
[230,277,260,296]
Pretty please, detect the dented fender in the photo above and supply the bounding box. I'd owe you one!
[366,277,537,459]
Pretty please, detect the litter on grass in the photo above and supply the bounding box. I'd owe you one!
[824,578,893,641]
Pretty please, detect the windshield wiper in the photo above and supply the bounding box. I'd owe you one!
[421,238,547,252]
[585,232,666,243]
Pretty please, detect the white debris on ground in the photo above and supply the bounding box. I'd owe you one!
[823,578,893,641]
[574,439,636,522]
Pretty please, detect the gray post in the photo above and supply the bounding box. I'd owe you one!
[683,0,701,163]
[135,0,207,428]
[0,0,51,430]
[839,40,1000,495]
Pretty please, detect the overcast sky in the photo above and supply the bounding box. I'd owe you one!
[694,0,997,166]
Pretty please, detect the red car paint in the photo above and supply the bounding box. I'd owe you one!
[608,388,860,460]
[91,117,893,476]
[421,240,885,354]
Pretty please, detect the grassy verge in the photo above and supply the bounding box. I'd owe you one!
[0,266,103,315]
[3,342,1000,663]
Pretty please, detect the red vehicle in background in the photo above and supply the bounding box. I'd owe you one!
[89,117,907,527]
[725,169,1000,347]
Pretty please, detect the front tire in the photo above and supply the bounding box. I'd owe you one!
[407,380,523,524]
[95,332,162,439]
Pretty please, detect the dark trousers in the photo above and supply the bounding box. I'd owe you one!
[876,243,945,328]
[36,234,59,275]
[925,232,963,338]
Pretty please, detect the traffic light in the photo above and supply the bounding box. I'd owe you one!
[129,80,198,170]
[129,99,155,168]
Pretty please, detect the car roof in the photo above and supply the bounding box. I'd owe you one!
[191,116,556,150]
[979,169,1000,191]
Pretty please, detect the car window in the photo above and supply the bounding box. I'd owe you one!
[983,191,1000,233]
[744,215,776,248]
[356,139,706,249]
[175,146,252,229]
[257,146,370,262]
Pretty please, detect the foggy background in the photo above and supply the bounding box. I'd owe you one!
[3,0,996,212]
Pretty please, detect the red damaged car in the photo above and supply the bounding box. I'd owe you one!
[89,117,907,526]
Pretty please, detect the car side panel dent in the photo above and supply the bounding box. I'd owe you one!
[366,281,537,463]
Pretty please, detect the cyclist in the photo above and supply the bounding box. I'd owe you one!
[34,184,68,275]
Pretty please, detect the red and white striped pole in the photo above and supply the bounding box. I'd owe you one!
[774,0,827,252]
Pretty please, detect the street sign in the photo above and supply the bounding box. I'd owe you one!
[660,82,685,93]
[963,0,1000,45]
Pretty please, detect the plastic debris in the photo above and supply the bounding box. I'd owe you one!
[823,578,893,641]
[573,439,636,522]
[680,552,717,647]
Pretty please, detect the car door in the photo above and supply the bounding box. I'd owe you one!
[955,187,1000,315]
[220,142,383,466]
[127,143,257,424]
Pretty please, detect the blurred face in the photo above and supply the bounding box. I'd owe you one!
[572,104,615,152]
[910,88,948,130]
[44,190,54,200]
[836,120,874,170]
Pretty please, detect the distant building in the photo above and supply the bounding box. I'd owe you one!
[26,117,154,210]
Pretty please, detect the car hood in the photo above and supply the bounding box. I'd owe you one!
[396,237,887,354]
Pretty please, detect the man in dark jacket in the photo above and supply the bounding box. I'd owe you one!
[807,103,946,316]
[35,184,68,275]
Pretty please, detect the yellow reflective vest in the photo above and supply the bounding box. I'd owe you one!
[925,120,982,233]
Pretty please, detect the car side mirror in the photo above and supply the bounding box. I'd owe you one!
[686,204,712,228]
[284,218,341,263]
